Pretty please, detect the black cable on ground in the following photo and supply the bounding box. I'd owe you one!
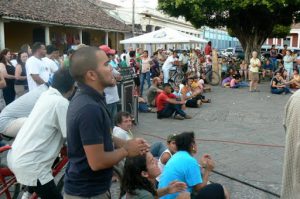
[212,170,280,198]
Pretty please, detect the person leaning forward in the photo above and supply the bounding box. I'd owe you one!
[64,47,149,199]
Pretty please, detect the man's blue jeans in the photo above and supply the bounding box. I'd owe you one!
[271,87,290,94]
[140,72,151,96]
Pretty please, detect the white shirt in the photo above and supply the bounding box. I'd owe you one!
[10,59,17,67]
[162,56,176,71]
[112,126,133,140]
[179,54,189,65]
[156,149,172,182]
[7,87,68,186]
[26,56,50,91]
[104,68,120,104]
[42,57,59,77]
[120,53,127,61]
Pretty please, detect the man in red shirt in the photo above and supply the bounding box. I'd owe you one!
[156,83,192,120]
[204,41,212,58]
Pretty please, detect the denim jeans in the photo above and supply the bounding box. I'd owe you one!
[271,87,290,94]
[140,72,151,96]
[107,102,118,126]
[157,103,186,118]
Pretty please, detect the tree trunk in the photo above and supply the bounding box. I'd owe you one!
[236,33,267,64]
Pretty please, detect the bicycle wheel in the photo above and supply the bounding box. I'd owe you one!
[206,71,220,86]
[174,73,184,86]
[110,165,123,199]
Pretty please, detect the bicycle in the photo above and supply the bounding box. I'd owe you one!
[168,67,184,88]
[0,145,68,199]
[201,65,220,86]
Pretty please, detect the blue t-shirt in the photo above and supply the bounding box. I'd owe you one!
[158,151,202,199]
[64,83,113,197]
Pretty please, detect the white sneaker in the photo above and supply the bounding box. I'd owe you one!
[21,191,32,199]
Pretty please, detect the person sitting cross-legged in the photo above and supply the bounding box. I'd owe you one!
[156,83,192,120]
[271,71,292,95]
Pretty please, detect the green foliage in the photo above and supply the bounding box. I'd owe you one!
[158,0,300,39]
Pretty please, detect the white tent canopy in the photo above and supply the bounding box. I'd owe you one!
[120,28,208,44]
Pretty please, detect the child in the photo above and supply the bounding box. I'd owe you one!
[172,85,181,99]
[156,134,177,182]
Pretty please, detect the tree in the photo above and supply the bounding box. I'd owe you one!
[158,0,300,62]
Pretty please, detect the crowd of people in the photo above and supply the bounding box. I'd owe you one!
[0,40,299,199]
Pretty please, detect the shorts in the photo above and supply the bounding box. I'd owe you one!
[249,71,259,81]
[194,183,225,199]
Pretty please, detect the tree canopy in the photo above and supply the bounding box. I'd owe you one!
[158,0,300,61]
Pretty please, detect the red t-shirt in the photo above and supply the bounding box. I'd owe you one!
[156,92,176,112]
[204,45,212,55]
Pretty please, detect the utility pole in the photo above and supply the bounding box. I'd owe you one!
[132,0,135,37]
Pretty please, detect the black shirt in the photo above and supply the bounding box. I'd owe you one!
[271,78,283,89]
[64,83,113,197]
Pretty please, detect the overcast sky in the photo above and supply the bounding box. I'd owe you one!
[102,0,158,8]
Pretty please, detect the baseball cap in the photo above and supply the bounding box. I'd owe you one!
[167,134,177,142]
[99,45,116,55]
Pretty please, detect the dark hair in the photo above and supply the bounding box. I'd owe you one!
[32,42,44,54]
[153,52,158,56]
[17,51,28,65]
[120,154,157,198]
[115,111,131,126]
[70,46,101,83]
[129,51,136,58]
[175,132,195,152]
[294,68,299,74]
[0,48,11,65]
[122,55,126,60]
[143,50,148,54]
[162,83,171,88]
[122,49,126,53]
[51,68,75,94]
[46,45,58,55]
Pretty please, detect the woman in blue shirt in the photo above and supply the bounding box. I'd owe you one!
[158,132,229,199]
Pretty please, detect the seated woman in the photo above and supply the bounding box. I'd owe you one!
[120,152,190,199]
[286,69,300,89]
[181,78,211,108]
[271,71,292,95]
[222,68,235,87]
[158,132,229,199]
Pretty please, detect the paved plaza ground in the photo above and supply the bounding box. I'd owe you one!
[134,81,290,199]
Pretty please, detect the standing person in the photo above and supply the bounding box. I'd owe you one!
[99,45,121,124]
[204,41,212,59]
[281,44,288,57]
[269,45,278,70]
[0,70,6,111]
[20,44,32,56]
[150,52,160,78]
[140,50,151,96]
[283,50,294,80]
[0,49,16,105]
[129,50,141,96]
[179,50,189,73]
[162,51,178,83]
[43,45,60,80]
[26,42,48,91]
[64,47,149,199]
[248,51,261,92]
[7,69,75,199]
[281,89,300,198]
[15,51,29,97]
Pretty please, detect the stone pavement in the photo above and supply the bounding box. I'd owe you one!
[133,82,290,199]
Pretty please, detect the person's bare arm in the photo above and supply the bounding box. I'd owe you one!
[31,74,45,85]
[0,63,15,79]
[15,64,27,80]
[0,72,6,89]
[160,152,171,165]
[166,98,185,105]
[193,159,214,191]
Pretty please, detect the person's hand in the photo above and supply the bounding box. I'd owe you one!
[123,138,150,157]
[167,181,187,194]
[206,159,215,171]
[199,154,212,167]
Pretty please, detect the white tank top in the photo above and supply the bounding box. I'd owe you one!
[156,149,172,182]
